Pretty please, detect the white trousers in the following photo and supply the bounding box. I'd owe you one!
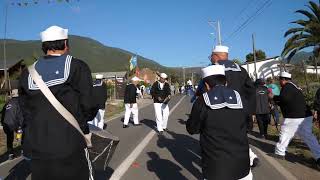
[249,148,258,166]
[154,103,170,131]
[204,170,253,180]
[275,116,320,159]
[88,109,105,129]
[124,103,139,125]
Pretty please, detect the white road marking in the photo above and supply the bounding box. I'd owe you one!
[110,96,186,180]
[250,146,298,180]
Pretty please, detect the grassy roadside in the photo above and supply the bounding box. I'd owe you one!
[105,101,125,119]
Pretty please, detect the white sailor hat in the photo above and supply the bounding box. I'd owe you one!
[40,25,68,42]
[280,71,291,79]
[131,76,141,81]
[95,74,103,79]
[160,73,168,79]
[11,89,19,97]
[201,65,225,78]
[213,45,229,53]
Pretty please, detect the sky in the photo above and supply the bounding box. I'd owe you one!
[0,0,314,67]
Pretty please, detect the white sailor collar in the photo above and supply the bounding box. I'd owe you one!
[28,55,72,90]
[217,60,241,72]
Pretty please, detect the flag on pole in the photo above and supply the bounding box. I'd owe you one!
[129,55,138,71]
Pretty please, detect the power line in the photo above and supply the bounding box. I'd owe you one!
[225,0,273,42]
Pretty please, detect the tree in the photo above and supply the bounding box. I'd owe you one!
[282,1,320,63]
[245,49,266,62]
[232,58,242,65]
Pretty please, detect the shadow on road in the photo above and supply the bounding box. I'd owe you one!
[177,119,186,125]
[157,130,202,179]
[146,152,188,180]
[140,119,158,132]
[4,159,31,180]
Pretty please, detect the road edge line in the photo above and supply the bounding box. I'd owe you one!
[250,146,298,180]
[109,95,186,180]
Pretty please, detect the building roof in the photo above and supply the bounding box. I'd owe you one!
[92,71,127,78]
[0,59,24,70]
[242,56,280,65]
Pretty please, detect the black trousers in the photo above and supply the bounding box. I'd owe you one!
[3,124,14,154]
[246,114,253,133]
[31,149,92,180]
[256,114,270,136]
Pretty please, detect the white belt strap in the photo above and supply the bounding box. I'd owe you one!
[28,63,92,147]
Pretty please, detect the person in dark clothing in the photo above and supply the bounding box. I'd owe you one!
[254,79,271,139]
[19,26,96,180]
[123,76,141,128]
[0,89,24,160]
[89,74,108,129]
[150,73,171,134]
[187,65,252,180]
[208,45,259,167]
[272,72,320,167]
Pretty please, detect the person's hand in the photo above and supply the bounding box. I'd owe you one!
[158,97,163,102]
[130,104,133,108]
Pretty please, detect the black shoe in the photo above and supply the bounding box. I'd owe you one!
[8,154,14,160]
[251,157,260,168]
[163,128,167,131]
[123,124,129,128]
[270,153,285,160]
[316,158,320,169]
[134,123,142,126]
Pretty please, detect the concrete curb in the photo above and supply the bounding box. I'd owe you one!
[249,135,298,180]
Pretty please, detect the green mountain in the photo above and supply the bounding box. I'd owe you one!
[0,35,168,73]
[285,51,313,64]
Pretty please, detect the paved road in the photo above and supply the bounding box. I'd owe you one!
[0,94,289,180]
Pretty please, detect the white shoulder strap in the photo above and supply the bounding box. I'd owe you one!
[28,64,91,146]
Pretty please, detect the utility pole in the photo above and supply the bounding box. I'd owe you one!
[217,20,222,45]
[3,1,9,96]
[208,20,222,45]
[252,34,257,80]
[183,67,186,86]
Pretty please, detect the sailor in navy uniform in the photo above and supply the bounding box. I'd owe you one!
[19,26,96,180]
[88,74,107,129]
[123,76,141,128]
[272,72,320,167]
[207,45,259,167]
[187,65,252,180]
[150,73,171,134]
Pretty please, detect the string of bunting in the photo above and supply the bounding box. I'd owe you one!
[9,0,80,6]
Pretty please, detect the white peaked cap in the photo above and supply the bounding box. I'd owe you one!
[95,74,103,79]
[213,45,229,53]
[40,25,68,42]
[201,65,225,78]
[160,73,168,79]
[131,76,141,81]
[280,71,292,79]
[11,89,19,97]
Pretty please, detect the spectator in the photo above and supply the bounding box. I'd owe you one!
[254,79,271,139]
[266,77,280,127]
[1,89,24,160]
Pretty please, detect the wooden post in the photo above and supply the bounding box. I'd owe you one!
[301,61,310,94]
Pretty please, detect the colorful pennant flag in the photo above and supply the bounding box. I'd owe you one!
[129,55,138,71]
